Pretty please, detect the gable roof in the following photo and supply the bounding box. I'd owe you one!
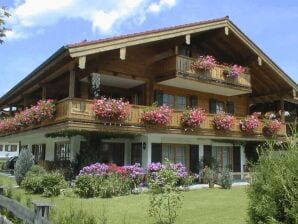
[0,17,297,106]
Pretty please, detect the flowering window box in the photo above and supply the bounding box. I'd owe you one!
[141,104,173,127]
[240,112,261,133]
[93,97,130,124]
[262,112,282,137]
[180,108,206,131]
[213,112,235,131]
[0,100,56,134]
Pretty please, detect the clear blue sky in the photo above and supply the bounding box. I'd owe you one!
[0,0,297,97]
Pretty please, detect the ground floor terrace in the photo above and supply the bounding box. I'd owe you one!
[0,125,262,181]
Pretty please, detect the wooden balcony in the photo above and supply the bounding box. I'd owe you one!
[51,98,285,138]
[152,55,252,96]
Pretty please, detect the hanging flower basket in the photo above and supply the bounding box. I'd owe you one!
[180,108,206,130]
[141,104,173,127]
[93,97,130,123]
[240,112,261,133]
[213,112,235,131]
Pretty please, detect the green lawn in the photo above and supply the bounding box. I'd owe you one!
[0,175,249,224]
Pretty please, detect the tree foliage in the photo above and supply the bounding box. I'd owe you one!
[0,6,10,44]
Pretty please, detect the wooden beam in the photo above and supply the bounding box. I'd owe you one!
[224,27,229,36]
[78,56,86,69]
[258,56,262,66]
[185,34,191,45]
[41,86,47,100]
[120,47,126,60]
[280,98,285,122]
[69,69,76,98]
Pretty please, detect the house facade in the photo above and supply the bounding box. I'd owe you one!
[0,17,297,178]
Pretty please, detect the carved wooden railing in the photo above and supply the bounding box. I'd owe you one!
[176,55,251,88]
[153,55,251,89]
[55,98,287,136]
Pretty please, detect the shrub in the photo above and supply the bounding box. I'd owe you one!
[41,171,67,197]
[220,168,232,189]
[201,166,215,187]
[247,138,298,224]
[75,174,99,198]
[148,160,183,224]
[15,149,34,185]
[21,165,46,194]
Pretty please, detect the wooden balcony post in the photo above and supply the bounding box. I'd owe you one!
[41,86,47,100]
[23,94,30,108]
[69,68,76,98]
[280,98,285,123]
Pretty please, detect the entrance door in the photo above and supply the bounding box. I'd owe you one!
[233,146,241,172]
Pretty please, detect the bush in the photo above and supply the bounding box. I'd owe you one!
[148,160,183,224]
[41,171,68,197]
[21,165,46,194]
[15,149,34,185]
[247,138,298,224]
[75,174,100,198]
[220,168,232,189]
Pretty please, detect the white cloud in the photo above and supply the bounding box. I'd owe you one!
[148,0,176,13]
[5,0,177,41]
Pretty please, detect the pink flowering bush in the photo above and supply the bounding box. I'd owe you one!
[0,100,56,133]
[180,108,207,129]
[191,55,217,71]
[240,112,261,133]
[224,64,248,78]
[213,112,236,131]
[141,104,173,126]
[93,97,130,123]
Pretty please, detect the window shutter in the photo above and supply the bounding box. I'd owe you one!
[154,91,163,106]
[41,144,46,160]
[190,95,198,108]
[227,101,235,114]
[151,143,162,163]
[209,99,216,114]
[190,145,199,173]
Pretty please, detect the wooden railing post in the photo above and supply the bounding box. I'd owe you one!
[32,201,53,223]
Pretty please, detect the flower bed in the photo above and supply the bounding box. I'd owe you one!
[147,162,194,187]
[0,100,56,133]
[93,97,130,123]
[76,163,145,198]
[180,108,206,130]
[213,112,235,131]
[240,112,261,133]
[141,104,173,126]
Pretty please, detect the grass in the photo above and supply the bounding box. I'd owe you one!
[0,175,249,224]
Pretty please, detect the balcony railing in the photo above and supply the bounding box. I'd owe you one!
[153,55,251,89]
[0,98,287,137]
[54,98,285,136]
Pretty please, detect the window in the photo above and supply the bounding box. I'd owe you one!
[54,142,70,162]
[176,96,187,110]
[156,91,190,110]
[131,143,142,165]
[212,146,233,171]
[4,145,18,152]
[210,99,224,114]
[0,145,3,151]
[162,144,189,168]
[32,144,46,161]
[163,93,175,107]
